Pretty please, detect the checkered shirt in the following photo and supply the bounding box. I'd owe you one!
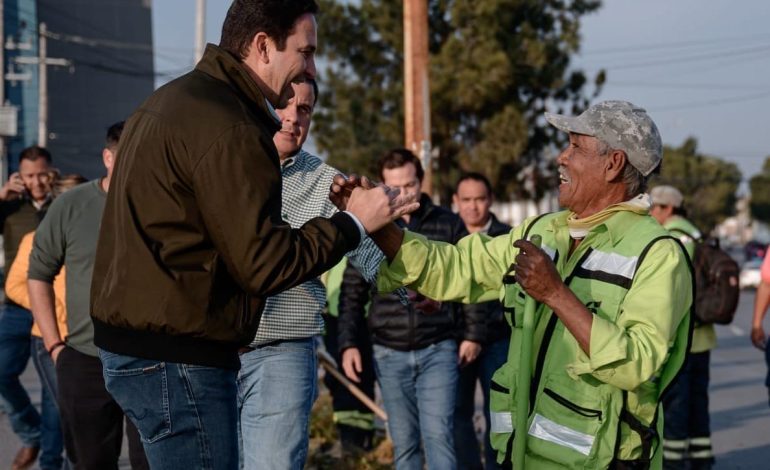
[250,150,384,346]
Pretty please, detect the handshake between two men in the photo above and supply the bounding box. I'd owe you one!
[328,173,419,242]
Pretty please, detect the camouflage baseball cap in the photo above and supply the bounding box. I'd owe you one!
[545,100,662,176]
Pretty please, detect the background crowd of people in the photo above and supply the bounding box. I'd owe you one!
[0,1,769,470]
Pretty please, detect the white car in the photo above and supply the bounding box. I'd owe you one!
[739,258,764,289]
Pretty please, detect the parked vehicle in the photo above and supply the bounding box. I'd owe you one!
[744,240,767,263]
[739,258,763,289]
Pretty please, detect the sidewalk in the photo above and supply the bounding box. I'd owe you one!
[0,360,132,469]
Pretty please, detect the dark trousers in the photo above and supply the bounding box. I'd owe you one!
[323,314,376,451]
[55,346,148,470]
[663,351,713,470]
[765,337,770,393]
[454,338,509,470]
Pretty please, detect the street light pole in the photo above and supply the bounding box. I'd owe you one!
[38,22,48,146]
[403,0,432,196]
[194,0,206,64]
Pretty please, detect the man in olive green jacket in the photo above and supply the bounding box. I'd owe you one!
[89,1,416,467]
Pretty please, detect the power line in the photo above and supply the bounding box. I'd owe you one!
[608,80,768,91]
[582,33,770,55]
[43,30,152,52]
[74,59,190,79]
[599,44,770,71]
[648,89,770,112]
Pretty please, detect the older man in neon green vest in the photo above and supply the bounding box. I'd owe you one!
[335,101,693,469]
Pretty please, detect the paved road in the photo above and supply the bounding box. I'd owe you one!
[0,292,768,468]
[0,355,132,469]
[711,291,770,469]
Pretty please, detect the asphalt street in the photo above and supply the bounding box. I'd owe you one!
[0,292,768,469]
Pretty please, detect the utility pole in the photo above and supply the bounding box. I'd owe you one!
[403,0,432,195]
[12,23,71,148]
[194,0,206,64]
[38,22,47,146]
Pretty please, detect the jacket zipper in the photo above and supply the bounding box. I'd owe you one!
[543,388,602,419]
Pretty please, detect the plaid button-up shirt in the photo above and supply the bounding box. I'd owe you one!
[250,150,384,346]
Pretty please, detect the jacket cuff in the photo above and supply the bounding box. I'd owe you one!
[463,332,486,344]
[566,315,626,380]
[338,341,359,356]
[331,212,362,250]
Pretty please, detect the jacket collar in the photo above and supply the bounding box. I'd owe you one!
[395,193,435,230]
[547,209,647,246]
[195,44,280,134]
[457,212,510,238]
[486,213,511,237]
[412,193,436,221]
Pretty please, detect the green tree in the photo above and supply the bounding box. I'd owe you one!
[749,156,770,223]
[651,137,742,232]
[314,0,604,203]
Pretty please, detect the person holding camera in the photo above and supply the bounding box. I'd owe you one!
[0,146,52,470]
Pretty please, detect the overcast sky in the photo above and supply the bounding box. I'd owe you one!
[153,0,770,187]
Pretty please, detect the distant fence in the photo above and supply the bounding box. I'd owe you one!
[488,192,561,227]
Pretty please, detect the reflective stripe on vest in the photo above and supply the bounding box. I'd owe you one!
[542,245,557,261]
[577,249,639,288]
[528,413,595,456]
[490,411,513,434]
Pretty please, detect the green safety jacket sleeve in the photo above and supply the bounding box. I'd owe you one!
[377,226,524,304]
[566,238,692,390]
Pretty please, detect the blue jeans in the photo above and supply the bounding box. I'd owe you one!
[454,337,509,470]
[237,338,317,470]
[100,350,239,469]
[31,336,66,469]
[373,339,458,470]
[0,304,41,447]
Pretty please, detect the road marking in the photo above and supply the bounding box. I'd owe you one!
[730,325,745,336]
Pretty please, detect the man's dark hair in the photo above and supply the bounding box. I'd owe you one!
[220,0,319,59]
[19,146,52,164]
[378,148,424,182]
[455,172,492,197]
[106,121,125,150]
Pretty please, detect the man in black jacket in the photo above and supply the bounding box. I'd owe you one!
[0,146,51,470]
[451,173,512,470]
[339,149,483,470]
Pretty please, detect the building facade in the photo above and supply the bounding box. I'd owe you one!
[3,0,153,178]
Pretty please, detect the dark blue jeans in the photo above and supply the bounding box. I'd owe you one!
[30,336,66,469]
[0,304,41,448]
[454,337,509,470]
[100,350,239,469]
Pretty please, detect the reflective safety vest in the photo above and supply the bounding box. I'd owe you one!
[489,212,693,469]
